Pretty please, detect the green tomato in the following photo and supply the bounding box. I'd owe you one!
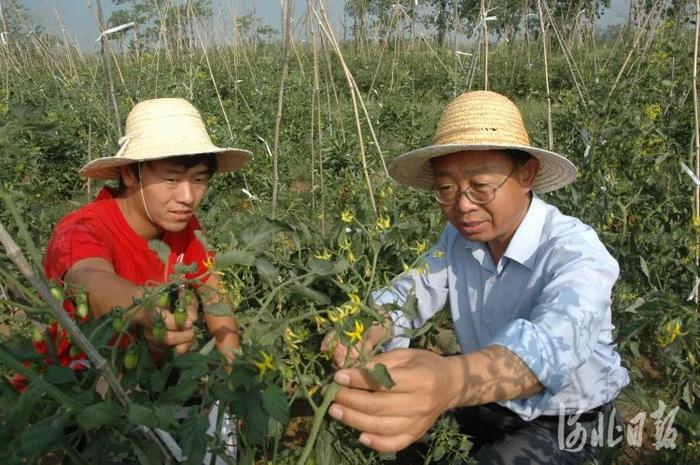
[158,290,171,309]
[181,289,196,306]
[152,320,167,343]
[76,302,89,319]
[174,307,188,327]
[124,347,139,370]
[112,317,125,333]
[69,345,82,358]
[49,284,64,302]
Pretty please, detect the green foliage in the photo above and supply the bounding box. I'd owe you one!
[1,5,699,463]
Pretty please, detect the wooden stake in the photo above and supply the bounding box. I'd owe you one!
[481,0,488,90]
[537,0,553,150]
[95,0,122,138]
[271,0,294,219]
[693,0,700,306]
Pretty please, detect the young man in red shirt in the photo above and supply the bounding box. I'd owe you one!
[43,97,252,364]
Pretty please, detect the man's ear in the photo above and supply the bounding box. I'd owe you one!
[518,157,540,188]
[119,164,138,188]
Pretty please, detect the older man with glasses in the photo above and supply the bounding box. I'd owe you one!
[325,91,629,465]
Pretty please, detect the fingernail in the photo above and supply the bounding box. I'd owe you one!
[328,404,343,420]
[334,372,350,385]
[359,434,371,447]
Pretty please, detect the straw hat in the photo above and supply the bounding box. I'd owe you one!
[80,98,252,180]
[388,91,577,193]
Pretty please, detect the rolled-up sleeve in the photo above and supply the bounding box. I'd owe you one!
[372,229,451,350]
[488,241,619,412]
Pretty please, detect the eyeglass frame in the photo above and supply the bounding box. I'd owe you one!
[432,165,519,206]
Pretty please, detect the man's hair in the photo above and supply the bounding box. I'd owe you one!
[116,153,218,193]
[504,149,533,167]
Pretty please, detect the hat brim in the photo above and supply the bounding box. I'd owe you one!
[388,143,577,194]
[79,147,253,180]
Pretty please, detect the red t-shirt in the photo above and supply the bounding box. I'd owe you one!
[4,188,213,391]
[44,187,211,284]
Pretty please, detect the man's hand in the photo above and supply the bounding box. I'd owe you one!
[327,345,545,453]
[139,298,198,355]
[328,348,462,452]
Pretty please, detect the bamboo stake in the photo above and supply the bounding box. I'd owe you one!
[604,0,665,109]
[271,0,294,219]
[95,0,122,138]
[312,2,378,216]
[310,0,326,236]
[541,0,588,105]
[480,0,488,90]
[693,0,699,307]
[537,0,553,150]
[0,218,173,463]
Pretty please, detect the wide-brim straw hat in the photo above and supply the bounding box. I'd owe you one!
[80,98,252,180]
[388,91,577,193]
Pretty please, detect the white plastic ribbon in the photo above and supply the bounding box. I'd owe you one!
[95,22,135,43]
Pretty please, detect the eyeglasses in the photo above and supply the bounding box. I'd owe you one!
[432,166,517,206]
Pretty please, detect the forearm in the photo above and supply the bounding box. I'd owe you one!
[205,313,239,362]
[446,345,543,409]
[64,267,144,322]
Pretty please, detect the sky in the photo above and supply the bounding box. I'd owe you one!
[17,0,632,52]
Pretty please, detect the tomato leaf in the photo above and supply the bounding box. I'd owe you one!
[148,240,171,266]
[256,257,279,283]
[76,401,123,430]
[262,384,289,425]
[362,363,396,389]
[217,249,256,267]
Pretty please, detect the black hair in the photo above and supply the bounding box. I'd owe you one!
[116,153,218,193]
[504,149,533,167]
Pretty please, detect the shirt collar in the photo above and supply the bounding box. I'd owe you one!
[501,194,547,270]
[462,193,547,271]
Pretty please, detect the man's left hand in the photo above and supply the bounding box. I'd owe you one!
[328,348,461,453]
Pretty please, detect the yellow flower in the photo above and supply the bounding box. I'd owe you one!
[658,320,688,347]
[346,249,357,263]
[314,315,328,331]
[348,293,361,305]
[409,240,429,255]
[344,320,365,344]
[644,103,662,121]
[341,210,354,223]
[253,351,274,377]
[314,249,332,260]
[284,327,302,351]
[376,216,391,230]
[666,321,688,344]
[432,249,444,259]
[203,255,224,276]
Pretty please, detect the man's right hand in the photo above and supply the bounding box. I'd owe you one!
[138,292,199,355]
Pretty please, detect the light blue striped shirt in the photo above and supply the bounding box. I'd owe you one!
[372,195,630,420]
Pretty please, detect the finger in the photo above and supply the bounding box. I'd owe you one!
[327,402,411,437]
[173,341,192,355]
[333,343,350,368]
[186,301,198,323]
[333,386,423,417]
[320,330,336,352]
[358,432,418,453]
[161,310,193,331]
[143,328,166,347]
[150,329,194,347]
[333,351,417,392]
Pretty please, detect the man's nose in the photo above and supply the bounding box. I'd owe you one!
[176,181,195,205]
[455,191,479,213]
